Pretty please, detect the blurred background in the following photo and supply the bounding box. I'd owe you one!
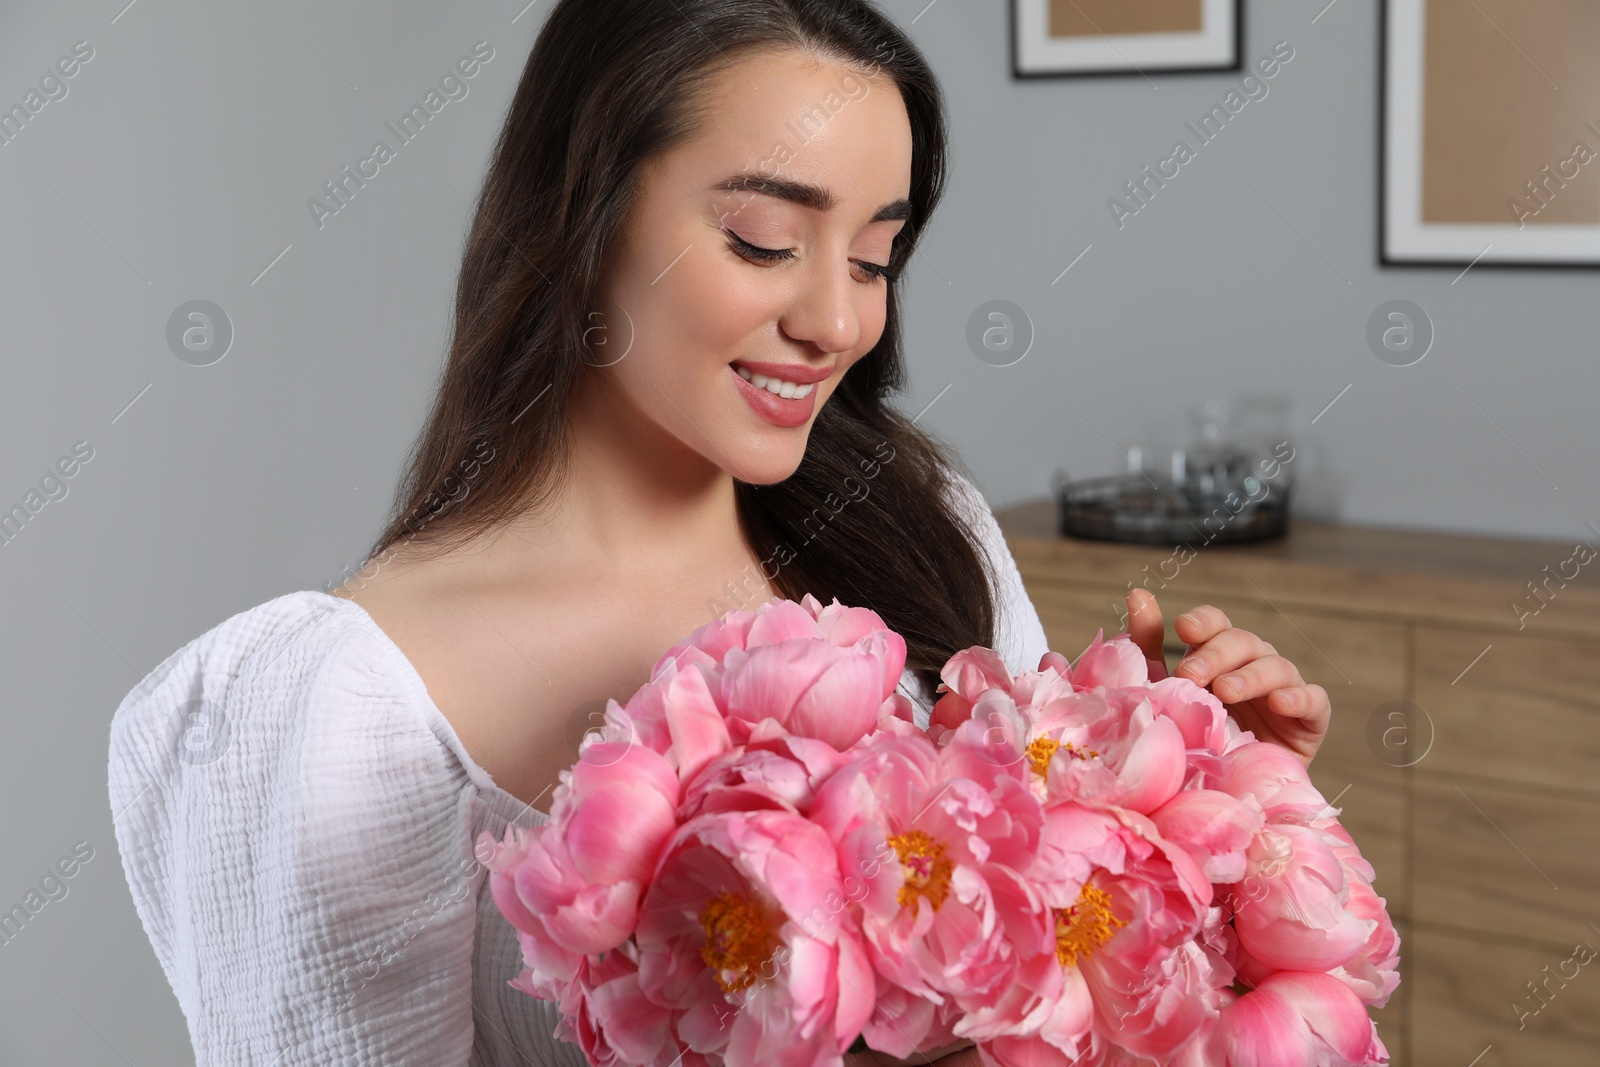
[1,0,1595,1064]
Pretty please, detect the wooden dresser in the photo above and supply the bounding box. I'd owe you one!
[993,499,1600,1067]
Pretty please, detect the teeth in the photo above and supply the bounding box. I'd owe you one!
[734,365,815,399]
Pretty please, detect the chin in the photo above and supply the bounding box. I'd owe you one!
[722,440,809,485]
[712,365,833,484]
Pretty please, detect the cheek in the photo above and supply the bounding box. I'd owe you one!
[607,274,735,382]
[860,295,889,346]
[661,246,775,356]
[818,347,871,406]
[847,297,890,368]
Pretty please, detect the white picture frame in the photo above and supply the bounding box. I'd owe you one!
[1382,0,1600,267]
[1012,0,1241,78]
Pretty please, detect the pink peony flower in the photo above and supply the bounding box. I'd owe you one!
[594,653,732,773]
[649,594,908,752]
[1057,633,1239,763]
[930,636,1228,817]
[1226,822,1375,974]
[1032,688,1189,816]
[550,941,679,1067]
[634,810,875,1067]
[1320,821,1400,1008]
[1150,789,1264,886]
[990,804,1221,1066]
[1215,742,1327,825]
[720,628,902,751]
[1065,630,1152,691]
[934,681,1190,820]
[677,721,852,818]
[1327,876,1400,1010]
[480,596,1399,1067]
[1200,971,1387,1067]
[807,731,1051,1055]
[928,645,1019,733]
[1145,677,1236,760]
[482,740,681,957]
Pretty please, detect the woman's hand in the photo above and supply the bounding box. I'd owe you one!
[1125,588,1330,767]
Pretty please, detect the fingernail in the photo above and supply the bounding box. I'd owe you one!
[1180,655,1208,678]
[1219,673,1242,693]
[1177,612,1199,627]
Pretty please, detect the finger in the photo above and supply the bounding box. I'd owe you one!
[1268,683,1330,725]
[1209,654,1303,704]
[1125,588,1169,681]
[1174,628,1281,686]
[1173,604,1232,646]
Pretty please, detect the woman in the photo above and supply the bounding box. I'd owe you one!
[108,1,1330,1064]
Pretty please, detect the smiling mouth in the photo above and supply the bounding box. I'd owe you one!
[732,365,817,399]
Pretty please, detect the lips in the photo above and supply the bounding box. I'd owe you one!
[730,365,819,428]
[729,360,834,386]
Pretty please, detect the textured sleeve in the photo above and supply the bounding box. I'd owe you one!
[942,467,1053,676]
[109,601,483,1066]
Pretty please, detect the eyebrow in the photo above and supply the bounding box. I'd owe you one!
[711,174,912,223]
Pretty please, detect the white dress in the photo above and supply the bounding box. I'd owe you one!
[107,472,1051,1067]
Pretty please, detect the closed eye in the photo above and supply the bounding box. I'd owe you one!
[724,230,898,283]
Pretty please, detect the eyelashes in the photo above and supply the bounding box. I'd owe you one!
[723,230,898,283]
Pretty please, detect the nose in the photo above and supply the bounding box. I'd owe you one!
[779,254,863,355]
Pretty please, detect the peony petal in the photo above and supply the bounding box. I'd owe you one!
[1263,972,1377,1065]
[663,667,734,784]
[1148,676,1230,755]
[663,608,757,664]
[1152,789,1264,885]
[487,866,541,935]
[722,640,842,734]
[1112,713,1188,814]
[787,652,886,750]
[570,742,679,807]
[939,645,1016,704]
[745,598,826,647]
[1219,742,1325,820]
[542,880,641,954]
[587,968,676,1065]
[1213,986,1315,1067]
[1069,631,1150,690]
[513,835,577,913]
[565,782,679,885]
[831,929,876,1047]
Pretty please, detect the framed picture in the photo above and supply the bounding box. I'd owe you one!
[1011,0,1241,78]
[1382,0,1600,267]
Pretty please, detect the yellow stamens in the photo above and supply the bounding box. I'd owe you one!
[698,890,778,992]
[1027,736,1098,779]
[1054,882,1125,968]
[1027,736,1059,778]
[888,829,953,911]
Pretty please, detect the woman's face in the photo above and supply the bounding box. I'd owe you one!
[587,46,914,486]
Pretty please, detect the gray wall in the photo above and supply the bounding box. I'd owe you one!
[0,0,1591,1062]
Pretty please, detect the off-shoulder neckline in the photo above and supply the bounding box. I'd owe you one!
[302,589,551,826]
[298,586,941,814]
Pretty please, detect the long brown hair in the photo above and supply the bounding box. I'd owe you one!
[364,0,998,702]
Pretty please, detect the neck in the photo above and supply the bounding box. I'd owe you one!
[487,367,753,580]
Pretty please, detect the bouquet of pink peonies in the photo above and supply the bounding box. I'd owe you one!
[478,594,1398,1067]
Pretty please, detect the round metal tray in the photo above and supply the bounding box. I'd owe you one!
[1053,472,1290,546]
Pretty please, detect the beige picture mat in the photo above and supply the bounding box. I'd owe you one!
[1048,0,1202,38]
[1421,0,1600,225]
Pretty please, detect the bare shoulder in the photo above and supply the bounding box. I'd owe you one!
[330,554,476,698]
[328,550,578,807]
[327,534,775,808]
[327,547,669,810]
